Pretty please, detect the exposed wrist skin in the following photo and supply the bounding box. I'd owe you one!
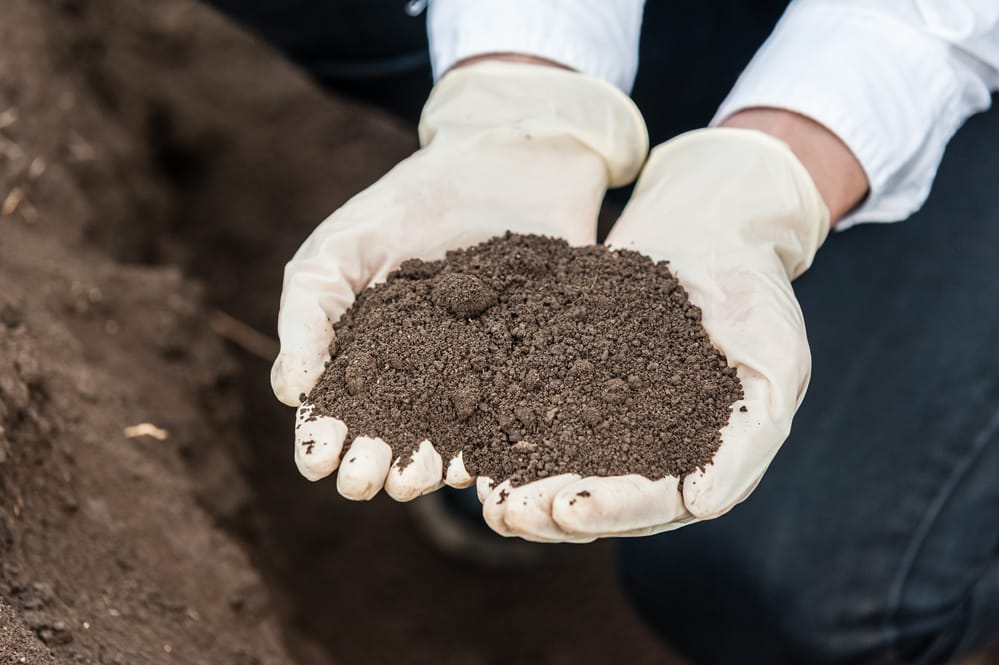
[721,108,869,225]
[452,53,572,72]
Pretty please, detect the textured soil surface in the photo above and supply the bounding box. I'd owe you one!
[311,234,743,485]
[0,598,57,665]
[0,1,681,664]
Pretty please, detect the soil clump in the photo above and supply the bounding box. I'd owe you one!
[310,233,743,485]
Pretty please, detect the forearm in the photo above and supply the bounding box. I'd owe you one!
[721,108,867,224]
[713,0,999,227]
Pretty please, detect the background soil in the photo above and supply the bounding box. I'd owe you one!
[0,1,681,663]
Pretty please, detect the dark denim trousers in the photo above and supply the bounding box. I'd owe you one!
[204,1,999,662]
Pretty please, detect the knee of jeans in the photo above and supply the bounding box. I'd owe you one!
[616,538,892,664]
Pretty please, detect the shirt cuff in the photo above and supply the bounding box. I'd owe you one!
[711,1,994,228]
[427,0,645,93]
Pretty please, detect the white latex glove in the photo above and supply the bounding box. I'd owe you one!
[272,61,648,501]
[481,128,830,541]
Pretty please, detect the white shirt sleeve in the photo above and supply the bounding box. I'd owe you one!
[711,1,999,227]
[427,0,645,93]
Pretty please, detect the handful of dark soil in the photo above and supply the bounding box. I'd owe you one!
[308,233,743,485]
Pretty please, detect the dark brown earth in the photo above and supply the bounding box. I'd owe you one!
[0,1,684,664]
[310,233,743,485]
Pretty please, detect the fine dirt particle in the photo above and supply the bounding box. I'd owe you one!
[310,233,743,485]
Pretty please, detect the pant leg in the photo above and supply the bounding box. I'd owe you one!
[617,102,999,664]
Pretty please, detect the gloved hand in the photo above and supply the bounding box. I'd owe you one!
[480,128,830,541]
[272,61,648,501]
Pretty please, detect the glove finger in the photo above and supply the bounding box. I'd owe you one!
[272,203,391,407]
[476,476,497,503]
[481,479,593,543]
[384,440,444,502]
[294,404,348,481]
[496,474,594,543]
[480,479,517,537]
[444,452,475,488]
[551,474,688,536]
[682,375,779,518]
[336,435,393,501]
[271,262,355,406]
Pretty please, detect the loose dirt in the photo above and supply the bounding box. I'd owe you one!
[310,233,743,485]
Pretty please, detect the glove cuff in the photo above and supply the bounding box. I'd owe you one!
[638,128,830,279]
[419,61,649,187]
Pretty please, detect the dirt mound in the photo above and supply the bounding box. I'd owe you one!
[312,233,742,485]
[0,1,305,662]
[0,228,292,663]
[0,1,679,664]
